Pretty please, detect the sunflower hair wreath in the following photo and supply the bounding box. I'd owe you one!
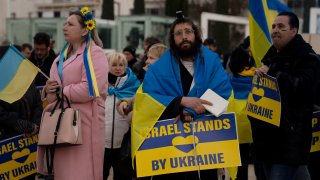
[80,7,96,31]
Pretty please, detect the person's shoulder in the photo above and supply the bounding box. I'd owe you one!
[307,52,320,61]
[90,43,105,57]
[29,52,36,62]
[88,41,103,52]
[202,46,219,58]
[202,46,220,64]
[47,49,57,62]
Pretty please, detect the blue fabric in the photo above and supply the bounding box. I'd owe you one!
[143,45,232,117]
[230,75,253,100]
[0,46,25,91]
[58,43,69,82]
[83,32,94,96]
[108,68,140,99]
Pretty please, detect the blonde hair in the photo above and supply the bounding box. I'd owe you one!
[107,52,128,68]
[147,43,167,59]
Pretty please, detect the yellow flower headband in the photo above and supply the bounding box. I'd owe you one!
[80,7,96,31]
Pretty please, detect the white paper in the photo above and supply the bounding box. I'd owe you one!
[200,89,229,117]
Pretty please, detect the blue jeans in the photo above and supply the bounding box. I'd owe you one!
[262,163,311,180]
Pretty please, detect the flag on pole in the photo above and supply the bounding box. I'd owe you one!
[249,0,291,67]
[0,46,39,103]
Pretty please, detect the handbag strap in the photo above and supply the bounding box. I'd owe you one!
[49,88,72,115]
[46,89,70,175]
[50,93,61,116]
[59,88,71,108]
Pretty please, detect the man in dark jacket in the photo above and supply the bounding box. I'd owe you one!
[251,12,319,180]
[29,32,56,87]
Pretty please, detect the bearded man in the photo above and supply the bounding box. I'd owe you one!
[132,12,233,180]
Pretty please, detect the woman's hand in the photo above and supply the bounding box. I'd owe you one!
[44,79,60,103]
[181,97,212,114]
[117,100,129,116]
[45,79,60,94]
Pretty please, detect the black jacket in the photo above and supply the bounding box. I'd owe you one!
[0,84,43,140]
[249,34,320,165]
[29,49,56,87]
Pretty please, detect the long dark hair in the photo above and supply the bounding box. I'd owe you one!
[228,37,255,77]
[169,17,203,60]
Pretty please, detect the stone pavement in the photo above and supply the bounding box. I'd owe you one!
[108,164,257,180]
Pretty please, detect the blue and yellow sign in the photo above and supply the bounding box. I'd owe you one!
[0,135,38,180]
[311,111,320,152]
[135,113,241,177]
[245,74,281,126]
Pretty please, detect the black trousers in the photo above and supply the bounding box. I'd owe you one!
[308,151,320,180]
[103,148,126,180]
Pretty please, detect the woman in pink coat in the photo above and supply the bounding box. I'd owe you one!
[37,7,108,180]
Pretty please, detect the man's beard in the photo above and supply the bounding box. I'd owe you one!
[175,40,197,59]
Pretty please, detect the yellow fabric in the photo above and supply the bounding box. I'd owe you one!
[225,91,239,180]
[235,100,253,144]
[249,13,272,68]
[227,167,238,180]
[131,86,166,164]
[0,60,38,103]
[238,67,256,77]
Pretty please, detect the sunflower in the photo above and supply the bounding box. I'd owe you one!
[81,7,89,15]
[85,20,96,31]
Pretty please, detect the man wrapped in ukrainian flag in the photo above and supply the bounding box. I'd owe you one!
[132,12,233,180]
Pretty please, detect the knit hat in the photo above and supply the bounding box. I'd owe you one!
[123,46,136,57]
[203,38,217,46]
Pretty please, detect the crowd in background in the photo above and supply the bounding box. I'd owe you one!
[0,9,320,180]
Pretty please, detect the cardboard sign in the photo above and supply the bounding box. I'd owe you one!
[0,135,38,180]
[246,74,281,126]
[311,111,320,152]
[135,113,241,177]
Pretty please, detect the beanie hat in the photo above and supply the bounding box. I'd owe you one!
[123,46,136,57]
[203,38,217,46]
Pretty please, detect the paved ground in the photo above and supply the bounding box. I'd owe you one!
[108,164,257,180]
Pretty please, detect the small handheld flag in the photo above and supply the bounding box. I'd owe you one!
[0,46,39,103]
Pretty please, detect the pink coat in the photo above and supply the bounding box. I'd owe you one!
[37,42,108,180]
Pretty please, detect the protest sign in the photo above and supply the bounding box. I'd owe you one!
[135,113,241,177]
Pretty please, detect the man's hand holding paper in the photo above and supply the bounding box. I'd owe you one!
[200,89,229,117]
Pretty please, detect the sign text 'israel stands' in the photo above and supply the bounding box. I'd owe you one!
[135,113,241,177]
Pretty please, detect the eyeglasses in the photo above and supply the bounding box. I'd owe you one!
[173,29,194,37]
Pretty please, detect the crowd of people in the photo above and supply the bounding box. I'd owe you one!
[0,7,320,180]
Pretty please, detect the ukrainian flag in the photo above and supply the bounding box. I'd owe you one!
[0,46,39,103]
[249,0,291,67]
[131,47,233,170]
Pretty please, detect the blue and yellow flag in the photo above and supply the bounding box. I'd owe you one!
[229,68,255,144]
[0,46,39,103]
[132,47,233,166]
[249,0,291,67]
